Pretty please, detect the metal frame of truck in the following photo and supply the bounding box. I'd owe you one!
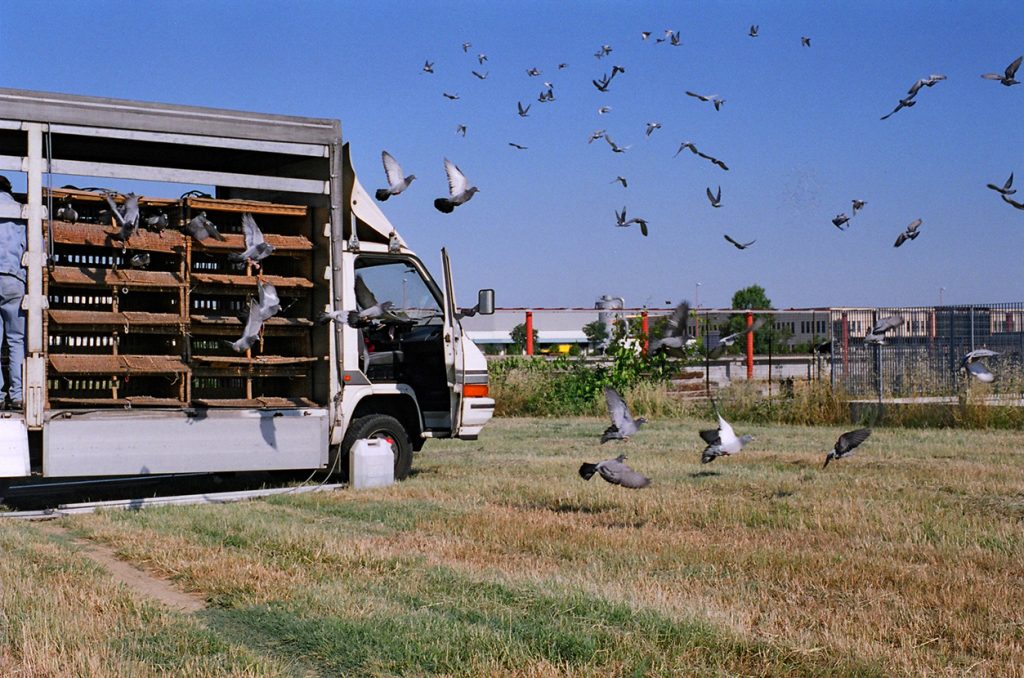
[0,88,495,491]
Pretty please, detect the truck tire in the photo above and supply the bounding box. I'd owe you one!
[340,414,413,481]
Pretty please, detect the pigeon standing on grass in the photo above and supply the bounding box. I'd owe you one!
[434,158,478,213]
[375,151,416,201]
[699,401,753,464]
[823,428,872,468]
[186,211,226,242]
[601,386,647,443]
[228,212,275,267]
[229,281,280,353]
[578,454,651,489]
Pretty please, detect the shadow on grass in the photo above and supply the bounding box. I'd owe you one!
[689,470,722,479]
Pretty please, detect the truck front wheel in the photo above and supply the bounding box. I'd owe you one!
[340,414,413,481]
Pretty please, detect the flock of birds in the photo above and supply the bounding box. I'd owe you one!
[578,385,873,489]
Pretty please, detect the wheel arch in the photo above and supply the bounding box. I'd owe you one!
[350,392,425,451]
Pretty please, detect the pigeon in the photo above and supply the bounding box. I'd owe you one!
[987,173,1015,196]
[1001,194,1024,210]
[461,42,471,52]
[103,192,140,245]
[456,124,467,137]
[669,31,681,46]
[749,25,759,37]
[598,106,612,115]
[229,281,280,352]
[526,67,541,76]
[374,151,416,202]
[641,31,651,41]
[707,318,765,358]
[628,217,649,236]
[477,53,487,64]
[388,230,402,254]
[558,63,568,70]
[880,96,916,120]
[645,122,662,136]
[812,339,832,355]
[588,129,606,144]
[893,218,922,247]
[601,386,648,443]
[422,60,434,74]
[144,211,168,231]
[981,56,1023,86]
[801,36,811,47]
[614,206,629,227]
[56,202,78,223]
[594,44,613,59]
[434,158,478,213]
[538,89,555,102]
[960,349,999,383]
[832,213,850,230]
[578,454,650,489]
[864,315,904,344]
[674,141,698,157]
[228,212,275,266]
[907,74,946,97]
[442,92,460,100]
[471,70,488,80]
[186,211,226,242]
[700,401,753,463]
[611,65,626,77]
[650,301,693,358]
[707,186,722,208]
[851,199,867,214]
[592,74,612,92]
[604,135,630,153]
[612,176,628,188]
[696,150,729,171]
[724,234,756,250]
[508,142,528,150]
[129,252,150,269]
[685,91,725,111]
[823,428,871,468]
[517,101,530,117]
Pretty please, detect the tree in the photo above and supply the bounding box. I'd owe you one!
[582,319,609,350]
[510,322,539,354]
[724,285,778,355]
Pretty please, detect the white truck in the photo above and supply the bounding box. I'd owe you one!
[0,88,495,497]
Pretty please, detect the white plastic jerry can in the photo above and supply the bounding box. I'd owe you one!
[349,438,395,489]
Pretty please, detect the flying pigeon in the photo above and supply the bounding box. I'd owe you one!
[981,56,1023,86]
[604,135,630,153]
[442,92,460,100]
[669,31,681,46]
[960,349,999,383]
[707,186,722,208]
[641,31,651,40]
[812,339,832,355]
[461,42,471,52]
[650,300,693,358]
[852,199,867,214]
[228,212,275,267]
[987,173,1015,196]
[56,202,78,223]
[612,176,628,188]
[229,281,280,353]
[645,122,662,136]
[538,89,555,102]
[685,91,725,111]
[103,192,140,245]
[186,211,226,242]
[422,60,434,74]
[832,213,850,230]
[594,44,613,59]
[675,141,698,157]
[578,454,650,489]
[598,106,612,115]
[893,218,922,247]
[724,234,756,250]
[880,96,916,120]
[696,150,729,171]
[588,130,606,144]
[476,53,487,64]
[601,386,648,443]
[508,142,528,150]
[517,101,530,117]
[801,36,811,47]
[526,67,541,76]
[374,151,416,202]
[708,318,766,358]
[1001,194,1024,210]
[434,158,479,213]
[611,65,626,77]
[699,402,753,463]
[823,428,872,468]
[907,74,946,97]
[593,73,612,92]
[456,124,467,137]
[471,70,488,80]
[558,62,568,69]
[864,315,904,344]
[749,25,759,37]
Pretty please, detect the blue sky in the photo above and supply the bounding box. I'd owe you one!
[3,1,1023,310]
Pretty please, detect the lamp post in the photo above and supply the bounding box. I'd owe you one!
[695,282,702,339]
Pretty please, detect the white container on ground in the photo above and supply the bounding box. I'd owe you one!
[349,438,395,489]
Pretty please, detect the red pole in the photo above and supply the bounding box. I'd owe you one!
[746,311,754,380]
[525,311,534,356]
[841,311,849,378]
[641,310,649,356]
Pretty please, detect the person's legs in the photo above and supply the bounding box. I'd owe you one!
[0,275,26,403]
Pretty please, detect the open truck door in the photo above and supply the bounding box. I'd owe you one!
[440,248,464,435]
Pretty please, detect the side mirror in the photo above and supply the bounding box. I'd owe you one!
[477,288,495,315]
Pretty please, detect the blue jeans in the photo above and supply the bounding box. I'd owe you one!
[0,274,25,402]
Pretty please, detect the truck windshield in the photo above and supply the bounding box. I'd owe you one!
[355,256,442,323]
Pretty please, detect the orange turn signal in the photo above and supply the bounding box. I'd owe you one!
[464,383,489,398]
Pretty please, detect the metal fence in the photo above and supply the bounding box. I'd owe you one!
[828,304,1024,398]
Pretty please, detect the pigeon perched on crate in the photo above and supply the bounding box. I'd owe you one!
[56,201,78,223]
[823,428,872,468]
[374,151,416,202]
[228,212,274,267]
[129,252,150,269]
[699,401,753,464]
[144,211,168,231]
[600,386,647,443]
[229,281,280,353]
[186,211,226,242]
[434,158,479,213]
[578,454,650,489]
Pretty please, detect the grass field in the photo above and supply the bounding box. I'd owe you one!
[2,417,1023,676]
